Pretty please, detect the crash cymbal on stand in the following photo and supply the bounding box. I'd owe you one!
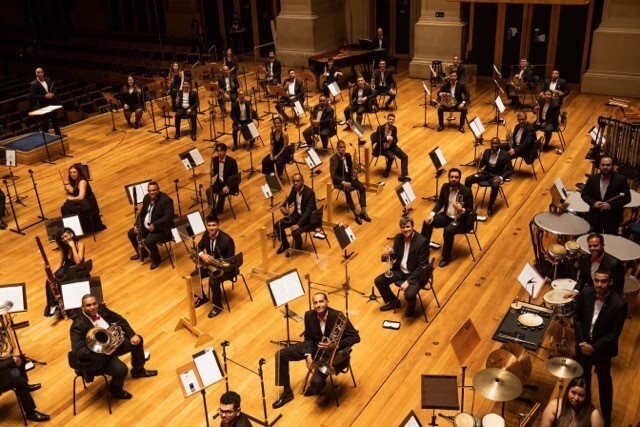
[486,343,532,384]
[473,368,523,402]
[546,357,583,379]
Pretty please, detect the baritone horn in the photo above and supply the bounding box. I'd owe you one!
[438,92,455,108]
[0,304,17,360]
[189,250,230,279]
[312,312,348,376]
[86,324,125,355]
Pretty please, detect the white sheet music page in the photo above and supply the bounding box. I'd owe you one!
[193,348,223,388]
[62,215,84,237]
[180,369,201,396]
[402,182,416,204]
[328,82,340,97]
[171,228,182,243]
[189,148,205,166]
[61,280,91,309]
[187,211,206,236]
[345,225,356,243]
[517,263,544,299]
[0,285,25,312]
[434,147,447,167]
[307,148,322,168]
[5,150,16,167]
[293,100,305,116]
[421,81,430,97]
[554,178,568,200]
[495,96,506,113]
[247,122,260,139]
[261,184,273,198]
[181,158,192,171]
[269,271,304,306]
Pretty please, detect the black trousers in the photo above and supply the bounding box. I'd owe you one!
[2,366,36,413]
[339,179,367,210]
[587,210,622,236]
[206,181,236,215]
[465,173,500,207]
[199,267,234,309]
[534,122,558,147]
[232,119,253,149]
[344,104,368,123]
[275,98,297,121]
[0,188,6,218]
[576,350,613,426]
[217,92,237,115]
[275,342,327,391]
[175,108,197,136]
[302,126,332,149]
[127,227,169,264]
[103,336,147,391]
[382,146,409,176]
[420,214,468,260]
[374,269,421,310]
[437,105,467,127]
[39,111,61,135]
[261,154,287,176]
[375,86,396,105]
[274,213,313,248]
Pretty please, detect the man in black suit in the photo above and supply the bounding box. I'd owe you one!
[321,57,343,99]
[421,168,474,268]
[219,391,253,427]
[465,138,513,217]
[0,188,7,229]
[541,69,570,106]
[174,80,199,141]
[275,69,305,122]
[507,58,534,108]
[302,96,335,149]
[207,143,239,216]
[533,89,560,149]
[374,217,430,317]
[70,294,157,400]
[330,140,371,225]
[452,55,466,82]
[373,27,390,51]
[505,112,538,164]
[374,113,410,181]
[217,65,240,116]
[574,269,627,427]
[272,292,360,408]
[436,70,470,134]
[343,76,375,130]
[274,173,317,254]
[581,156,631,234]
[373,59,396,110]
[0,355,50,422]
[30,67,61,136]
[566,233,625,297]
[230,90,254,151]
[260,50,282,91]
[127,181,174,270]
[196,215,235,318]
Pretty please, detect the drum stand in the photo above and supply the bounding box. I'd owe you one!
[548,317,571,358]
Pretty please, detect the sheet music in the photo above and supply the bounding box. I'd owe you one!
[180,369,201,396]
[62,215,84,237]
[434,147,447,167]
[554,178,568,200]
[403,414,422,427]
[429,64,436,77]
[345,225,356,243]
[261,184,273,198]
[29,105,63,115]
[589,127,606,144]
[126,182,151,204]
[246,122,260,139]
[517,263,544,299]
[421,81,430,97]
[5,149,16,167]
[181,158,192,171]
[171,228,182,243]
[493,64,502,78]
[189,148,204,166]
[61,280,91,309]
[304,156,314,169]
[268,270,305,307]
[495,96,506,113]
[293,100,305,116]
[307,148,322,168]
[328,81,340,97]
[193,348,223,388]
[187,211,206,236]
[0,285,25,312]
[401,182,416,205]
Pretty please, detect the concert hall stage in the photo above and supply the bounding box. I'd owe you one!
[1,132,69,164]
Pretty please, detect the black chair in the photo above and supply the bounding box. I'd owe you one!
[217,252,253,312]
[226,173,251,220]
[553,111,568,151]
[301,346,356,407]
[67,351,112,415]
[393,258,440,322]
[463,206,482,261]
[368,131,398,170]
[66,259,93,280]
[296,206,331,258]
[475,181,509,210]
[0,369,28,425]
[515,136,545,180]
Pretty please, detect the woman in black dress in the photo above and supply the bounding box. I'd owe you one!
[61,163,105,232]
[168,62,182,110]
[120,75,144,128]
[224,48,239,76]
[261,117,290,179]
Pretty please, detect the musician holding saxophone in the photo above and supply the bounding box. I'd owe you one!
[436,70,470,133]
[70,294,157,400]
[272,292,360,408]
[330,140,371,225]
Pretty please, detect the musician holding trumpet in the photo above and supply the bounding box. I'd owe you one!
[436,70,469,133]
[70,294,157,400]
[272,292,360,408]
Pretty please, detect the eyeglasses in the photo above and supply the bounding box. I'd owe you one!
[218,408,236,415]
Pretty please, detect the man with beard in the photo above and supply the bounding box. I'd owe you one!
[504,112,538,164]
[532,89,560,150]
[302,95,335,150]
[436,70,470,134]
[541,69,570,106]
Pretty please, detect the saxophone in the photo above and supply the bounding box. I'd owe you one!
[506,127,514,148]
[312,312,348,375]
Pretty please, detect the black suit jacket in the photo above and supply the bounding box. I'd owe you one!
[211,156,240,191]
[455,63,466,82]
[388,232,430,286]
[373,124,398,153]
[330,152,359,186]
[511,122,538,163]
[534,100,560,126]
[575,253,625,295]
[349,84,375,106]
[174,89,199,111]
[217,74,240,95]
[138,192,174,236]
[432,183,473,225]
[373,69,396,89]
[231,100,253,124]
[373,36,389,51]
[479,149,513,179]
[285,185,317,227]
[282,78,305,101]
[581,171,631,227]
[439,80,470,105]
[30,77,56,108]
[574,287,627,360]
[197,230,235,259]
[265,59,282,83]
[309,105,334,131]
[302,307,360,355]
[324,65,341,84]
[70,306,137,360]
[543,78,570,101]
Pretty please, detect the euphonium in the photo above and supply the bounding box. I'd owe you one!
[0,310,17,361]
[86,324,125,355]
[509,75,523,92]
[312,312,348,376]
[189,250,230,279]
[438,92,455,108]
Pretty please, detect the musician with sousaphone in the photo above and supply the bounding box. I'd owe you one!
[70,294,157,400]
[272,292,360,409]
[436,69,470,133]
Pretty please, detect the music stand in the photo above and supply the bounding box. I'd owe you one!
[61,214,84,237]
[421,374,460,427]
[395,181,416,217]
[28,105,67,163]
[179,148,206,208]
[267,85,285,119]
[263,173,283,246]
[461,117,485,168]
[5,170,46,235]
[3,149,26,206]
[124,180,153,205]
[267,269,305,347]
[154,99,174,143]
[333,223,366,315]
[241,122,261,177]
[423,147,447,202]
[304,148,324,201]
[399,410,424,427]
[60,277,104,309]
[351,119,368,145]
[413,81,434,129]
[488,89,507,132]
[0,283,27,313]
[102,92,122,135]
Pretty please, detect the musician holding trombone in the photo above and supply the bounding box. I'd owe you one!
[436,69,470,133]
[272,292,360,409]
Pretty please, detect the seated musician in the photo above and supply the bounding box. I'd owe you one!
[302,95,334,150]
[260,50,282,92]
[230,90,254,151]
[580,156,631,235]
[70,294,157,401]
[272,292,360,408]
[374,113,410,182]
[127,181,174,270]
[373,27,389,51]
[0,188,6,229]
[421,168,474,268]
[343,76,375,131]
[464,138,513,217]
[374,217,430,317]
[540,376,604,427]
[504,112,538,164]
[120,75,144,129]
[207,143,239,216]
[0,355,50,422]
[436,70,469,133]
[532,90,561,150]
[30,67,61,136]
[217,65,240,116]
[452,55,466,82]
[506,58,534,108]
[330,140,371,225]
[261,116,290,180]
[196,215,235,318]
[219,391,253,427]
[321,57,343,100]
[372,59,396,110]
[224,48,239,76]
[275,69,305,123]
[174,79,199,141]
[541,69,570,107]
[44,227,86,317]
[274,173,317,255]
[61,163,106,232]
[167,62,182,110]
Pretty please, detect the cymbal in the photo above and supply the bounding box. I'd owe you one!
[0,300,14,314]
[486,343,532,384]
[473,368,523,402]
[546,357,583,379]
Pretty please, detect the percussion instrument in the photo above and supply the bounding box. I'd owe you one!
[533,212,591,236]
[546,357,583,379]
[517,312,543,328]
[565,241,581,257]
[543,290,575,318]
[547,244,566,261]
[564,190,589,214]
[551,278,576,291]
[453,413,480,427]
[576,233,640,261]
[473,368,523,402]
[623,275,640,296]
[481,413,506,427]
[626,189,640,209]
[486,343,532,384]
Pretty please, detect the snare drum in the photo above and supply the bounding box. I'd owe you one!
[543,290,576,317]
[551,278,577,291]
[481,413,506,427]
[623,275,640,296]
[453,413,480,427]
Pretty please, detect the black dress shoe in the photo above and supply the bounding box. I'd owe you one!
[360,213,372,222]
[404,307,415,318]
[110,388,133,400]
[150,262,160,270]
[272,391,294,409]
[191,134,197,141]
[26,411,50,422]
[382,171,389,178]
[194,295,210,308]
[487,207,494,217]
[354,215,363,225]
[459,126,465,133]
[174,133,180,140]
[131,369,158,378]
[130,254,140,260]
[276,244,290,254]
[438,258,451,268]
[344,125,351,131]
[133,122,139,129]
[437,125,444,132]
[208,307,222,318]
[28,383,42,392]
[380,301,401,312]
[303,387,318,397]
[232,146,237,151]
[0,220,7,230]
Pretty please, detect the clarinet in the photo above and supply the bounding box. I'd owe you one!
[133,187,146,263]
[35,235,66,319]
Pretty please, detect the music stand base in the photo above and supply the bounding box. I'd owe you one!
[269,339,302,347]
[175,317,213,347]
[365,286,381,304]
[245,412,283,427]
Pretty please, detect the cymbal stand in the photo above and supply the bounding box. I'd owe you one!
[548,316,571,358]
[460,135,484,168]
[422,168,445,202]
[173,178,182,217]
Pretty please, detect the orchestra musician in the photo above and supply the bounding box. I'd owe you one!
[420,168,474,268]
[127,181,174,270]
[217,65,241,116]
[321,57,343,100]
[372,59,396,110]
[274,173,317,255]
[174,79,199,141]
[272,292,360,409]
[302,95,335,150]
[374,113,410,182]
[224,48,239,76]
[230,90,254,151]
[464,137,513,217]
[573,269,627,427]
[330,140,371,225]
[70,294,158,400]
[540,376,604,427]
[506,58,534,108]
[343,75,375,131]
[0,188,6,229]
[0,355,50,422]
[532,89,561,150]
[30,67,61,136]
[436,70,470,134]
[120,75,144,129]
[452,55,466,82]
[504,112,538,164]
[218,391,253,427]
[580,156,631,235]
[541,69,570,106]
[275,69,305,123]
[260,50,282,92]
[196,215,235,318]
[373,27,389,51]
[167,62,182,110]
[61,163,106,233]
[374,217,430,317]
[44,227,85,317]
[207,143,239,216]
[261,116,290,180]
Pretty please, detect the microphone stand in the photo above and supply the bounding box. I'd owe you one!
[422,168,445,202]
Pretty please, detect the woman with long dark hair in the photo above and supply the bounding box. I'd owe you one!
[224,48,238,76]
[61,163,106,232]
[541,376,603,426]
[120,75,144,128]
[261,116,290,179]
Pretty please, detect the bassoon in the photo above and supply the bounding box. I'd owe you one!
[35,235,66,319]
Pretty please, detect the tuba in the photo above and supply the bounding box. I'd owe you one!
[0,306,17,361]
[189,250,231,279]
[86,324,125,355]
[312,312,349,376]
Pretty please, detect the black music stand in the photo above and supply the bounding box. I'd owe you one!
[155,99,174,144]
[488,83,507,131]
[395,181,416,217]
[263,173,284,247]
[179,148,206,209]
[144,88,161,134]
[124,180,153,205]
[421,374,460,427]
[267,269,305,347]
[304,148,324,201]
[423,147,447,202]
[102,92,122,135]
[2,149,26,206]
[5,170,46,235]
[413,80,435,129]
[241,122,261,178]
[461,117,485,169]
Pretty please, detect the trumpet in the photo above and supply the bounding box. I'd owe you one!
[189,250,231,279]
[384,245,395,278]
[451,193,464,227]
[86,324,125,355]
[311,312,348,376]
